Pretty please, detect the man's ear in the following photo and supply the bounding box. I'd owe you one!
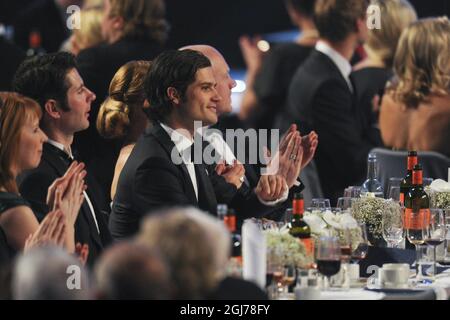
[167,87,181,106]
[44,99,62,119]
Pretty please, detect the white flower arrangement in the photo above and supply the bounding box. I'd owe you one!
[303,210,362,247]
[264,228,313,268]
[426,180,450,209]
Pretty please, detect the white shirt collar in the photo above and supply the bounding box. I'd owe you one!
[315,40,352,84]
[160,122,194,155]
[47,139,73,159]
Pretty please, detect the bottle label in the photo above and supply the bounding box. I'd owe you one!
[412,170,423,185]
[404,208,430,229]
[293,199,304,215]
[300,238,314,256]
[224,215,236,232]
[408,156,418,170]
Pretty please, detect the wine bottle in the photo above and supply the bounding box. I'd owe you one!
[26,30,46,57]
[361,153,384,197]
[289,193,314,255]
[224,208,242,261]
[404,164,430,247]
[399,151,418,205]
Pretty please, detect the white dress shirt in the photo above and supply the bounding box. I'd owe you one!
[197,127,289,205]
[47,139,100,234]
[160,123,199,200]
[315,40,353,92]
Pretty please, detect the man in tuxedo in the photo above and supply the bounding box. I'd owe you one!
[13,52,112,266]
[110,49,298,240]
[181,45,319,217]
[75,0,169,211]
[281,0,375,202]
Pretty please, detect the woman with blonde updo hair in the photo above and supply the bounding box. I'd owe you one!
[97,60,151,200]
[379,17,450,156]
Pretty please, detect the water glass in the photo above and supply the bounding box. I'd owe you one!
[311,198,331,211]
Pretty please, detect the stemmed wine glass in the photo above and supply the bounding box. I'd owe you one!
[425,209,447,278]
[316,236,341,291]
[405,211,427,282]
[382,205,405,248]
[351,222,369,263]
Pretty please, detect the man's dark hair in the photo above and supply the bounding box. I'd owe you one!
[314,0,369,43]
[12,52,78,112]
[285,0,316,17]
[144,49,211,123]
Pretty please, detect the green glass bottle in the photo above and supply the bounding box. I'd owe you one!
[289,193,313,255]
[404,164,430,246]
[400,151,418,205]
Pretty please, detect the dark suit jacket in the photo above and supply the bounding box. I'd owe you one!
[110,124,291,240]
[282,50,375,202]
[17,143,112,266]
[74,38,164,213]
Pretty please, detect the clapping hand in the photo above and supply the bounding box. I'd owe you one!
[265,124,318,188]
[47,161,86,226]
[216,160,246,189]
[255,175,288,202]
[24,210,66,251]
[75,243,89,266]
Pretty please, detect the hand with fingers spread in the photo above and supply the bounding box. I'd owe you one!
[24,210,66,252]
[265,124,319,188]
[255,174,288,202]
[265,124,303,188]
[216,160,246,189]
[300,130,318,169]
[75,243,89,266]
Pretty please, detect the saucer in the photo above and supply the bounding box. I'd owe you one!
[366,279,413,291]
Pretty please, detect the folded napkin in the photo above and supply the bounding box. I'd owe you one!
[242,219,267,289]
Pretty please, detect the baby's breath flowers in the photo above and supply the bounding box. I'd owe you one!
[264,228,313,268]
[351,197,400,244]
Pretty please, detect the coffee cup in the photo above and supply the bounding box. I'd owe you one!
[379,263,410,288]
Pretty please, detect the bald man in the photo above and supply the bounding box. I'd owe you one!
[180,45,318,218]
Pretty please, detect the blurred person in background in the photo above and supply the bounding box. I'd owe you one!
[352,0,417,147]
[137,207,267,300]
[94,242,171,299]
[380,17,450,157]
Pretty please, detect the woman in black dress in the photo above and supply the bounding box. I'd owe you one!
[0,92,86,261]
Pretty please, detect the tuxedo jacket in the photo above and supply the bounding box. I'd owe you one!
[18,143,112,266]
[282,50,375,202]
[110,124,293,240]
